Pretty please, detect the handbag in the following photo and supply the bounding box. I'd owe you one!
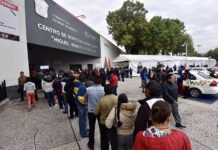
[108,106,118,150]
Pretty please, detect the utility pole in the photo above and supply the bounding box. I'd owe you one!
[196,44,202,53]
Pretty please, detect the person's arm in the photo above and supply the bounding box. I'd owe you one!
[162,84,175,103]
[94,100,101,116]
[23,84,27,91]
[134,104,149,139]
[105,107,115,129]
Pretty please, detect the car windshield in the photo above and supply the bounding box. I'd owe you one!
[197,72,212,79]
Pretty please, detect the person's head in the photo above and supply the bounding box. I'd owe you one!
[79,74,86,83]
[44,70,49,76]
[63,73,69,78]
[211,70,215,74]
[151,101,172,124]
[104,84,114,95]
[117,93,128,127]
[94,76,102,85]
[145,81,162,98]
[167,74,175,84]
[20,71,24,77]
[26,77,31,82]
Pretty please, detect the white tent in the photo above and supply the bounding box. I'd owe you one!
[113,54,216,76]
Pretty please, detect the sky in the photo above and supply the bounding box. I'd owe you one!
[53,0,218,54]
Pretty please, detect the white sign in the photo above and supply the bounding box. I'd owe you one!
[0,0,19,41]
[40,65,49,70]
[34,0,49,18]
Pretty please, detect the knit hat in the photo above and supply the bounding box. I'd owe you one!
[146,80,162,97]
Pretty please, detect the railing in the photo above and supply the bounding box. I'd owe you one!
[0,80,7,102]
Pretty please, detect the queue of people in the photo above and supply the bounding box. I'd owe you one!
[18,66,191,150]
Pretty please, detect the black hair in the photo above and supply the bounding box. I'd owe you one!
[26,77,31,82]
[63,73,69,78]
[117,93,128,127]
[79,74,86,82]
[151,101,172,123]
[104,84,114,95]
[146,80,162,97]
[167,73,174,80]
[94,76,102,84]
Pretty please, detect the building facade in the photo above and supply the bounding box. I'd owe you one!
[0,0,122,99]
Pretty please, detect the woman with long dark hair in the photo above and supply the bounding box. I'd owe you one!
[105,93,136,150]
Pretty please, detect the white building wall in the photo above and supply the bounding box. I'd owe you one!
[0,0,29,87]
[100,37,122,68]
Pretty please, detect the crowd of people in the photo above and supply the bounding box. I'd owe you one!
[18,66,192,150]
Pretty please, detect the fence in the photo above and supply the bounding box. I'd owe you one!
[0,80,7,102]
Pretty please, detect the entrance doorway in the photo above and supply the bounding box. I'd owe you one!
[70,64,82,71]
[87,64,93,71]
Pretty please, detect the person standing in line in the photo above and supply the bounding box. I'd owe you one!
[183,70,190,99]
[108,71,118,95]
[42,71,55,108]
[121,68,125,82]
[140,68,147,93]
[18,71,27,101]
[53,75,64,109]
[129,67,133,79]
[64,76,78,119]
[99,69,106,86]
[74,74,88,138]
[30,71,39,101]
[134,101,191,150]
[162,74,186,128]
[61,73,69,114]
[24,77,36,112]
[133,80,164,141]
[177,68,184,96]
[105,93,136,150]
[94,84,118,150]
[86,77,105,150]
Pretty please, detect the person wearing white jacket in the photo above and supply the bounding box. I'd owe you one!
[24,77,36,111]
[105,93,136,150]
[41,72,55,107]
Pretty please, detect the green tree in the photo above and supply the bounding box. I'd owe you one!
[205,48,218,61]
[106,0,148,54]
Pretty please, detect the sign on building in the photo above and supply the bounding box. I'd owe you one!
[25,0,101,57]
[0,0,19,41]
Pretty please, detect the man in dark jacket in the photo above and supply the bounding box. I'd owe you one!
[134,80,164,141]
[162,74,186,128]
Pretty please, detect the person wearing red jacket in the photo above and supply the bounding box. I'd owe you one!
[134,101,191,150]
[108,71,118,95]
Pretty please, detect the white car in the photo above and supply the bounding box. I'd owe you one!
[187,71,218,98]
[174,70,218,98]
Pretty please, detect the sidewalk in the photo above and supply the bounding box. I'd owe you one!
[0,77,218,150]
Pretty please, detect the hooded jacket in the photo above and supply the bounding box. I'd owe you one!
[177,69,184,84]
[24,82,36,94]
[105,102,137,135]
[41,75,54,92]
[134,98,164,140]
[73,80,87,107]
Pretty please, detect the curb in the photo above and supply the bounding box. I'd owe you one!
[0,98,10,107]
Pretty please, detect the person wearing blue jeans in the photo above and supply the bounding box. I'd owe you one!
[74,74,88,138]
[45,92,55,107]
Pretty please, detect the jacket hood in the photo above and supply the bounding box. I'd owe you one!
[43,75,54,82]
[74,80,82,87]
[120,103,136,117]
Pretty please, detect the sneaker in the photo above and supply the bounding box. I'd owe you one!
[81,135,88,138]
[175,123,186,128]
[63,111,68,114]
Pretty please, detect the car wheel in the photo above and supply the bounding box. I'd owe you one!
[190,88,202,98]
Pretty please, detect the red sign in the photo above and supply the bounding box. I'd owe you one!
[0,0,18,11]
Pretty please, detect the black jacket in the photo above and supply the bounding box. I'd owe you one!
[162,81,178,104]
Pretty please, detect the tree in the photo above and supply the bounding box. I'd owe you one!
[205,48,218,61]
[106,0,148,54]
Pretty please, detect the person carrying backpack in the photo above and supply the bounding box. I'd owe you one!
[133,80,164,141]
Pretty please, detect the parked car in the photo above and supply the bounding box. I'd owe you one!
[173,70,218,98]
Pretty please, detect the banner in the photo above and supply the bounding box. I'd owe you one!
[0,0,19,41]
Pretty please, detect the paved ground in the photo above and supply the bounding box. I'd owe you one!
[0,77,218,150]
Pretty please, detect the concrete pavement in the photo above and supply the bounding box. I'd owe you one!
[0,77,218,150]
